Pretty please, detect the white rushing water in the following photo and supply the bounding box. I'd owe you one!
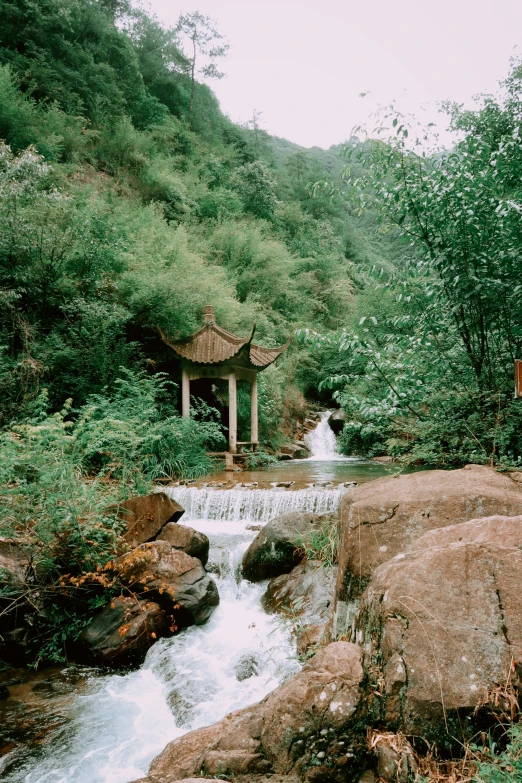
[305,410,348,461]
[4,507,322,783]
[167,485,345,523]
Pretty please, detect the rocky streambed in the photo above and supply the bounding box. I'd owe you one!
[4,463,522,783]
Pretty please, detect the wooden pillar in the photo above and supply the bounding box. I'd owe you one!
[181,367,190,418]
[228,371,237,454]
[250,374,258,446]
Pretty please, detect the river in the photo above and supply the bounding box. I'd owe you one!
[0,412,390,783]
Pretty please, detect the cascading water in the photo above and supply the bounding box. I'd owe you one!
[305,410,347,461]
[2,486,346,783]
[167,485,345,523]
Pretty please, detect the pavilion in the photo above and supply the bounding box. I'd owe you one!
[159,305,289,462]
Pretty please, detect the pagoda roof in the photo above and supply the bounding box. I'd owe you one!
[159,306,289,371]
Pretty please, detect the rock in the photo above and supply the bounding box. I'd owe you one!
[279,443,310,460]
[277,453,293,461]
[276,481,294,488]
[0,538,33,658]
[262,561,337,626]
[109,541,219,627]
[332,465,522,613]
[370,456,393,463]
[155,523,209,566]
[353,528,522,745]
[328,409,346,434]
[80,596,168,667]
[242,512,335,582]
[0,683,9,699]
[343,482,358,489]
[358,772,376,783]
[410,513,522,551]
[0,538,30,586]
[116,493,185,548]
[296,624,326,657]
[373,738,417,783]
[147,642,365,782]
[234,652,260,681]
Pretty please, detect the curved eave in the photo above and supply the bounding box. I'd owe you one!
[249,339,291,369]
[158,326,289,369]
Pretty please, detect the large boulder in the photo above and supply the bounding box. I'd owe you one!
[328,409,346,434]
[262,561,337,626]
[279,444,310,460]
[146,642,366,782]
[353,519,522,746]
[116,493,185,549]
[332,465,522,620]
[242,513,336,582]
[109,541,219,627]
[155,523,209,566]
[80,596,169,667]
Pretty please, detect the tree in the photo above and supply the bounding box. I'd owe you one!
[232,160,278,220]
[285,150,310,184]
[344,87,522,397]
[176,12,228,123]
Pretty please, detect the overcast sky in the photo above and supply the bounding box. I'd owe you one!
[148,0,522,149]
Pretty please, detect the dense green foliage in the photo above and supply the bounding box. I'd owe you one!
[305,63,522,466]
[0,0,386,661]
[472,724,522,782]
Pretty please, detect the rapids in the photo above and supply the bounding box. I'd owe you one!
[0,412,353,783]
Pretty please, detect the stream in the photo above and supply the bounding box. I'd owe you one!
[0,412,385,783]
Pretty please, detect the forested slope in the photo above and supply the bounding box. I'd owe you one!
[0,0,401,445]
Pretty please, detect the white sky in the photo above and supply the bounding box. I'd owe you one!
[148,0,522,149]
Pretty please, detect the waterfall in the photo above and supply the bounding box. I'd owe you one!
[165,485,345,524]
[2,484,348,783]
[305,410,346,461]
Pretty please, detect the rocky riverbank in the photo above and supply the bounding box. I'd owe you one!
[131,464,522,783]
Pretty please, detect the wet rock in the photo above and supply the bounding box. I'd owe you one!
[328,409,346,434]
[332,464,522,613]
[277,453,293,461]
[155,523,209,566]
[146,642,365,782]
[0,683,9,699]
[246,525,262,532]
[262,561,337,626]
[276,481,294,488]
[242,512,336,582]
[343,482,358,489]
[370,455,393,463]
[234,653,260,681]
[109,541,219,627]
[79,596,168,667]
[116,493,185,548]
[353,523,522,745]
